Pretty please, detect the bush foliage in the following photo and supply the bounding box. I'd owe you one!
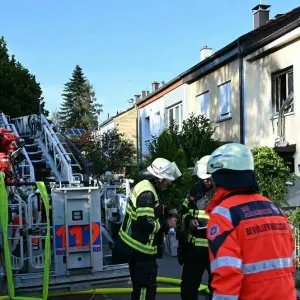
[251,146,292,207]
[72,128,135,175]
[129,114,219,209]
[129,115,294,211]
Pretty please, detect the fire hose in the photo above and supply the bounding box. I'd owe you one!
[0,174,210,299]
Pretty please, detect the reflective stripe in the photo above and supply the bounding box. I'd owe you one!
[242,256,293,275]
[136,207,155,218]
[119,229,157,255]
[183,198,189,208]
[194,239,208,247]
[211,255,294,275]
[189,209,209,219]
[153,220,160,233]
[126,206,137,220]
[188,234,208,247]
[212,293,238,300]
[211,256,242,272]
[182,213,189,223]
[211,206,232,223]
[140,287,146,300]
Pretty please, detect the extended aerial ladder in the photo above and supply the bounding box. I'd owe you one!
[0,112,130,297]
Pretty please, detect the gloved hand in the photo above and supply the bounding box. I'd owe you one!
[177,247,184,265]
[189,219,199,231]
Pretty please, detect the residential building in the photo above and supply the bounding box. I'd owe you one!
[135,3,300,205]
[99,105,137,148]
[99,117,114,135]
[242,6,300,205]
[183,5,300,158]
[137,80,187,155]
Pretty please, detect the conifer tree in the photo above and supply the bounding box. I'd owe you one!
[59,65,102,130]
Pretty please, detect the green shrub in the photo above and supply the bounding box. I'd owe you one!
[252,146,292,207]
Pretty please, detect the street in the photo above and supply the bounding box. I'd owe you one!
[51,256,210,300]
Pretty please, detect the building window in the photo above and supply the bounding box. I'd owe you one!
[272,66,294,114]
[167,102,182,128]
[218,81,231,121]
[197,91,210,118]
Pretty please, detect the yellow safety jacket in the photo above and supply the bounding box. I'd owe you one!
[119,180,161,255]
[180,197,210,248]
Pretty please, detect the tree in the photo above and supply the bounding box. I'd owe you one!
[0,36,49,117]
[73,128,135,175]
[138,114,219,210]
[252,146,292,207]
[49,109,63,126]
[59,65,102,130]
[148,113,219,168]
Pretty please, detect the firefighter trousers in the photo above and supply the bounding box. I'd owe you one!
[129,257,158,300]
[180,246,212,300]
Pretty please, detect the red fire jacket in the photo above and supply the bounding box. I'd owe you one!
[206,187,296,300]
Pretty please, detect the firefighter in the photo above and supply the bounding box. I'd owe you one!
[178,155,214,300]
[114,158,181,300]
[206,143,296,300]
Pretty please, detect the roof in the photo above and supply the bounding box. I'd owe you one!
[99,105,135,128]
[136,5,300,105]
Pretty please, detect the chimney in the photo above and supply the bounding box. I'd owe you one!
[134,94,141,102]
[152,81,160,92]
[252,4,271,29]
[142,90,147,99]
[200,46,213,62]
[147,90,150,96]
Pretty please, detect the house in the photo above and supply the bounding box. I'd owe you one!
[98,105,137,149]
[136,3,300,163]
[135,3,300,205]
[241,6,300,205]
[137,80,187,155]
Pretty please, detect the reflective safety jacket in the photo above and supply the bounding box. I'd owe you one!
[180,183,210,249]
[206,187,296,300]
[119,180,161,256]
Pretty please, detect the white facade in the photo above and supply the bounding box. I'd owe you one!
[139,84,186,155]
[99,119,115,135]
[243,26,300,206]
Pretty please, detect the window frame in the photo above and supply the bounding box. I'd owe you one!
[271,66,294,116]
[144,116,151,143]
[197,90,210,119]
[218,81,232,121]
[166,101,183,129]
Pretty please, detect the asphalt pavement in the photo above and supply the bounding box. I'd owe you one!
[51,256,210,300]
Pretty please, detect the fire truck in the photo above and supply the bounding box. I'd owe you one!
[0,112,130,298]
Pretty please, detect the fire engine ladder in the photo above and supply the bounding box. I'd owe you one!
[10,114,81,182]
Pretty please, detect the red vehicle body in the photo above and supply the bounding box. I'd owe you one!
[0,128,25,183]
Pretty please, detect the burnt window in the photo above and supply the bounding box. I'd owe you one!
[272,66,294,114]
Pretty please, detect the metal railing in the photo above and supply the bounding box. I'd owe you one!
[11,114,74,182]
[0,113,35,183]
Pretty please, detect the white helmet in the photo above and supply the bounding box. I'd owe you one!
[193,155,211,180]
[207,143,257,189]
[147,158,182,181]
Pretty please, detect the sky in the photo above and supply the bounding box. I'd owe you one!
[1,0,299,122]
